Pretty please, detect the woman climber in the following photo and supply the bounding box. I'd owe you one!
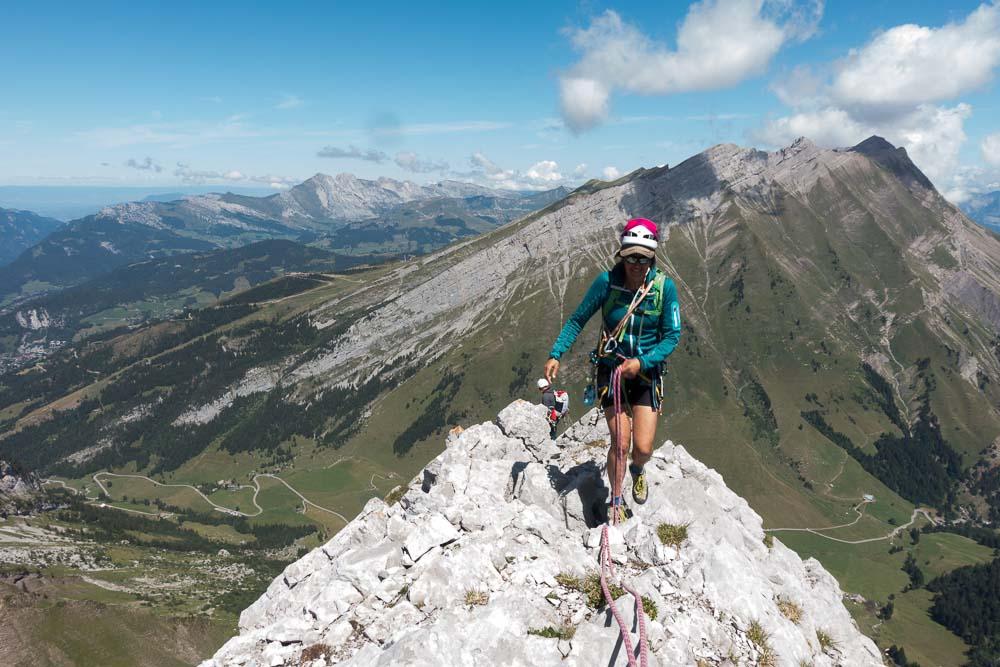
[544,218,681,522]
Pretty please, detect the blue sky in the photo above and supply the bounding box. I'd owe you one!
[2,1,999,202]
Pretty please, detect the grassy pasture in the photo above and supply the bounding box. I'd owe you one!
[782,528,996,666]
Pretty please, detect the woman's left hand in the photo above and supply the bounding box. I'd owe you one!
[620,358,641,379]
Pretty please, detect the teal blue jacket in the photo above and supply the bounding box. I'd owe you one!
[549,265,681,372]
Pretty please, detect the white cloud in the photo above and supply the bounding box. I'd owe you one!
[316,145,448,173]
[277,94,304,110]
[573,163,588,177]
[941,164,1000,204]
[559,78,610,133]
[755,3,1000,192]
[394,151,449,173]
[124,156,163,173]
[462,153,571,190]
[173,162,298,188]
[891,104,971,183]
[559,2,821,131]
[602,166,621,180]
[770,64,827,108]
[755,104,969,184]
[470,152,513,181]
[983,133,1000,166]
[525,160,563,183]
[316,145,389,162]
[831,3,1000,120]
[754,108,870,147]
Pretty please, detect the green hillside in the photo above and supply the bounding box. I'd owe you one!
[0,240,394,357]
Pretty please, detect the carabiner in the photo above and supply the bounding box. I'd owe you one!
[602,337,618,355]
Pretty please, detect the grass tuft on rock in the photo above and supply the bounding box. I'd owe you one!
[464,589,488,606]
[763,533,774,549]
[816,629,837,652]
[776,597,802,624]
[747,620,777,667]
[757,644,778,667]
[641,596,658,621]
[555,572,581,589]
[558,573,658,621]
[383,485,406,506]
[748,619,768,646]
[527,625,576,640]
[657,522,689,548]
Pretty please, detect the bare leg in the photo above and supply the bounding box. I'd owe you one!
[630,405,658,468]
[605,406,632,499]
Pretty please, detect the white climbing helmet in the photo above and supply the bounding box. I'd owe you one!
[537,378,551,390]
[619,217,658,258]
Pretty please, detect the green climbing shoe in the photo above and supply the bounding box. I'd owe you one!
[632,469,648,505]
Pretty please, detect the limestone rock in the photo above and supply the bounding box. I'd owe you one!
[203,401,883,667]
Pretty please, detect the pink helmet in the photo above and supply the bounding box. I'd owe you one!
[619,218,658,257]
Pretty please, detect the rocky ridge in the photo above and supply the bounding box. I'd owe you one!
[272,174,514,223]
[204,401,882,666]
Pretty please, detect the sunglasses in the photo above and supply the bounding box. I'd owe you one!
[623,256,652,265]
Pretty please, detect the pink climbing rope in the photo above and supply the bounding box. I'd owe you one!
[599,366,649,667]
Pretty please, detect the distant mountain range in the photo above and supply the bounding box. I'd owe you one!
[961,190,1000,233]
[0,174,569,307]
[0,208,64,266]
[0,185,276,220]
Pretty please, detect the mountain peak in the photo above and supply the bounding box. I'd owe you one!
[790,136,818,150]
[204,402,882,666]
[850,136,934,191]
[850,135,896,154]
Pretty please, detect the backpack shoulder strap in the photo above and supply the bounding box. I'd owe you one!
[652,269,666,314]
[601,268,627,319]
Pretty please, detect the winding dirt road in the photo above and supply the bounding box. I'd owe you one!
[90,471,352,523]
[766,502,937,545]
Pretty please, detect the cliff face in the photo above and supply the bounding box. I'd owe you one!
[204,402,882,667]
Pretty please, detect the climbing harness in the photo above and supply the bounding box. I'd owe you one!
[599,366,649,667]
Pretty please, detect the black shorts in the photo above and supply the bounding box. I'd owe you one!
[597,364,654,409]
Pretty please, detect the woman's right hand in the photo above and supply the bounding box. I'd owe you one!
[544,358,559,382]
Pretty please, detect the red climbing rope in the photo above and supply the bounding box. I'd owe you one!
[599,366,649,667]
